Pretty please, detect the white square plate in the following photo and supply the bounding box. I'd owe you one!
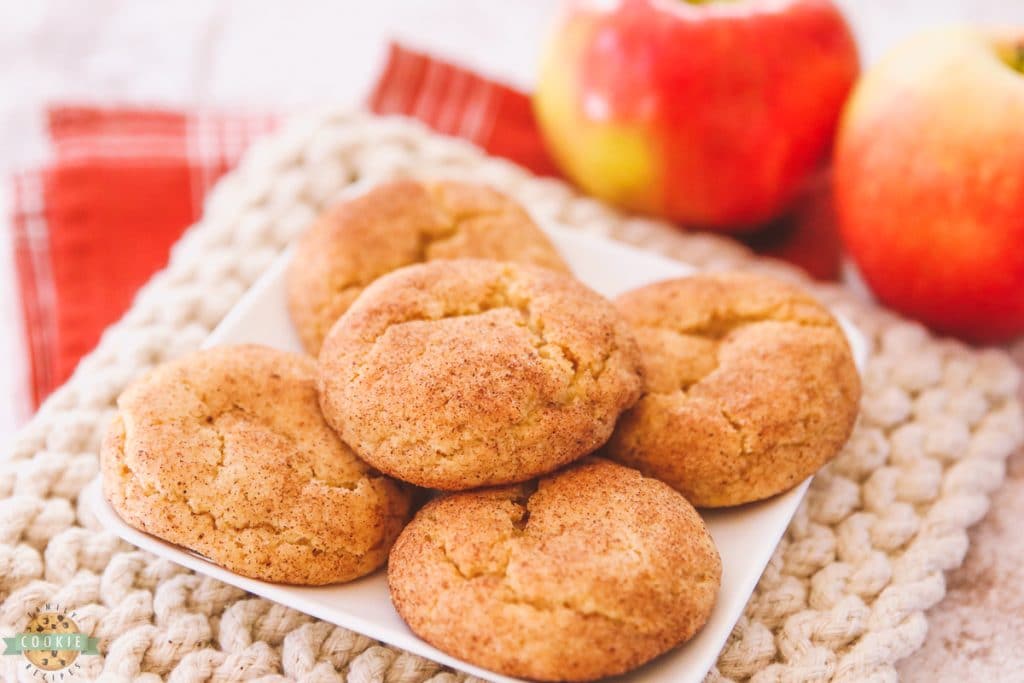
[85,190,867,683]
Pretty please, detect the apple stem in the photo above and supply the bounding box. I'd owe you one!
[1000,41,1024,74]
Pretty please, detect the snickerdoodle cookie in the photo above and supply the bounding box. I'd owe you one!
[287,180,569,354]
[388,458,721,681]
[101,344,412,585]
[318,259,644,490]
[604,273,861,507]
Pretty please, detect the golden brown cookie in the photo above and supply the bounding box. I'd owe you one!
[287,180,569,354]
[604,273,861,507]
[318,259,643,490]
[101,344,412,585]
[388,458,721,681]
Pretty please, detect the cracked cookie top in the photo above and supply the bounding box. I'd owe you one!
[100,344,413,585]
[286,179,569,355]
[604,273,861,507]
[317,259,644,490]
[387,458,721,681]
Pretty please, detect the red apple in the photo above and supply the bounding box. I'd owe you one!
[534,0,859,231]
[835,27,1024,343]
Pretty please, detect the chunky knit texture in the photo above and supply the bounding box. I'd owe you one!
[2,109,1022,682]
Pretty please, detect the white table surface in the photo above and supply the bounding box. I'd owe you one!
[2,1,1024,679]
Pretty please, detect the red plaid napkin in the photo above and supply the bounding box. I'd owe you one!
[10,43,840,411]
[12,108,278,407]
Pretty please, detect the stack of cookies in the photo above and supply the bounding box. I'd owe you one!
[102,180,861,681]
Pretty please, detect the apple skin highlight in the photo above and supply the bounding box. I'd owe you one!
[534,0,859,231]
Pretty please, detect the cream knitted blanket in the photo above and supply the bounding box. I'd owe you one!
[3,110,1021,683]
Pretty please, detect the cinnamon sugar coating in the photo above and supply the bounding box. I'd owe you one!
[287,180,569,354]
[101,344,412,585]
[604,273,861,507]
[317,259,644,490]
[388,458,721,681]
